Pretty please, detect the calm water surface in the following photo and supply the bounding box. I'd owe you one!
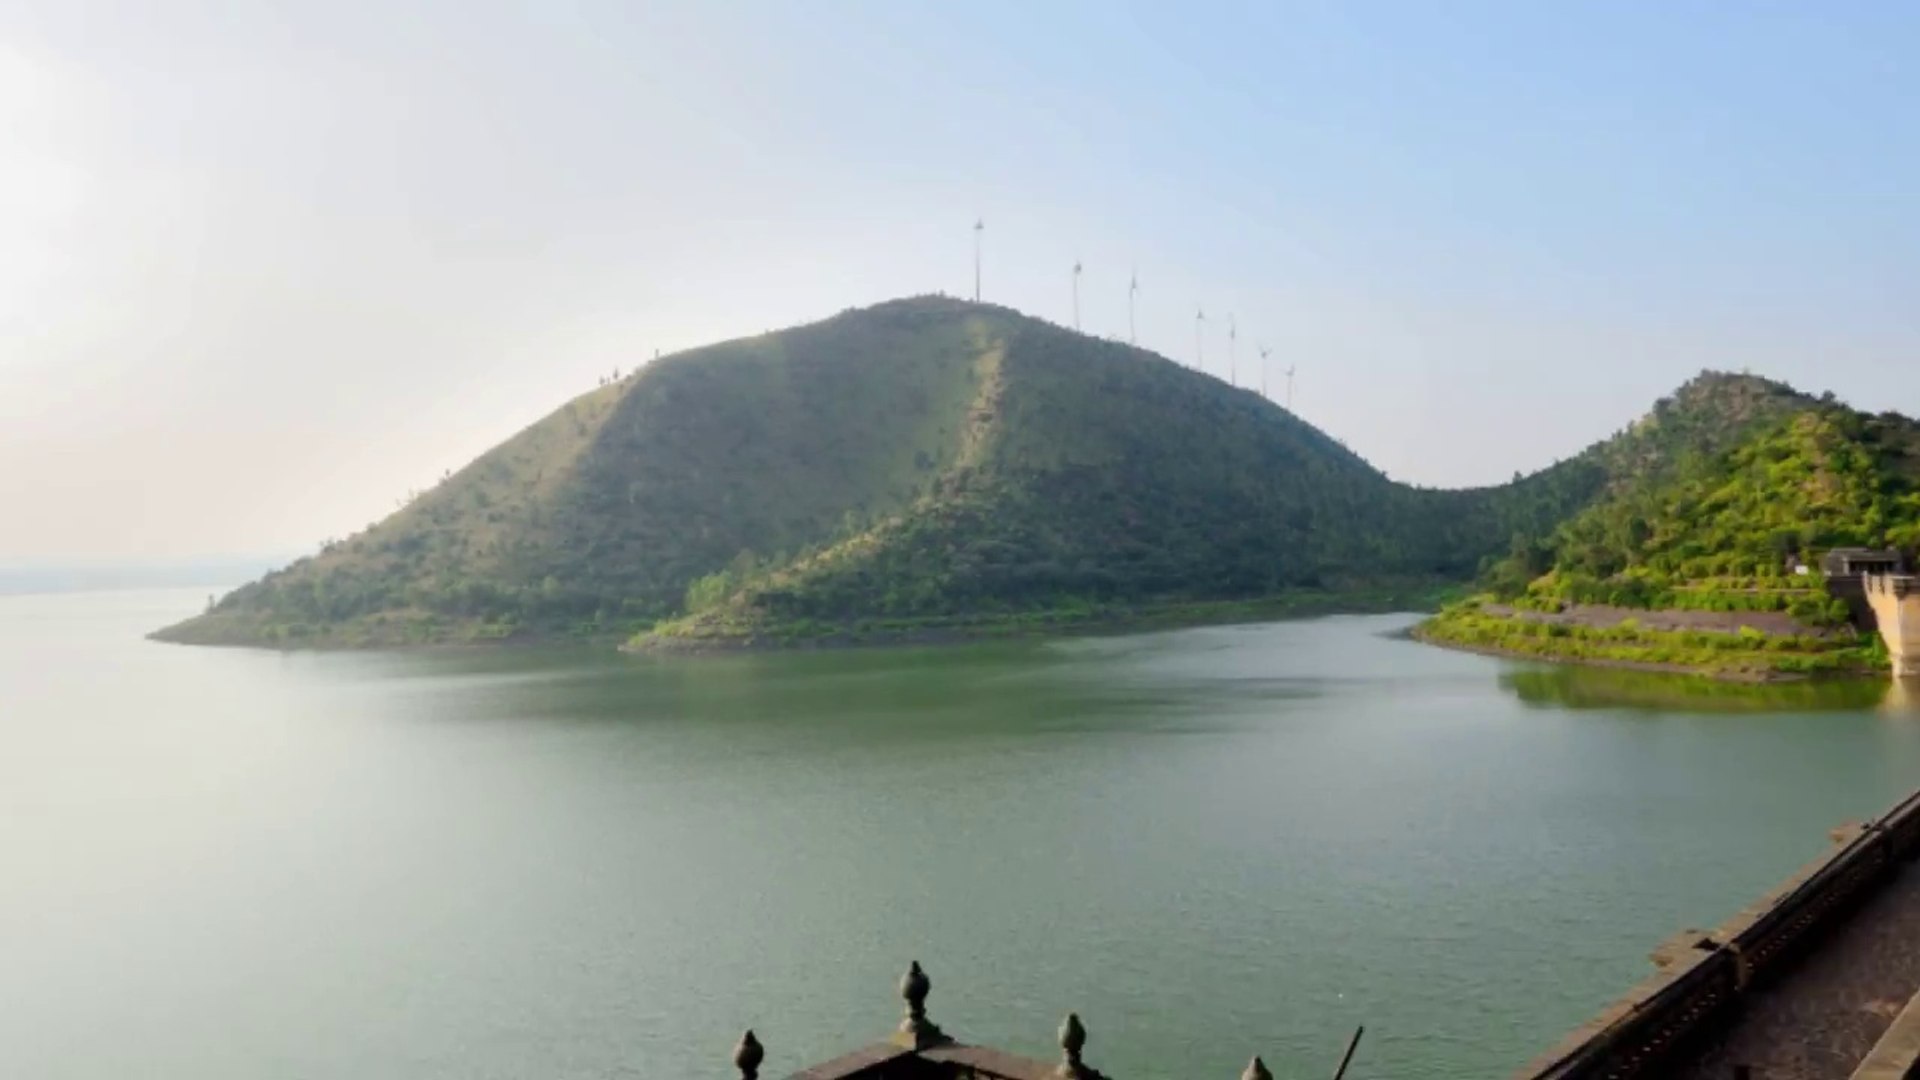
[5,589,1920,1080]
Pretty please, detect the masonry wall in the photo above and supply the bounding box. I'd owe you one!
[1865,576,1920,679]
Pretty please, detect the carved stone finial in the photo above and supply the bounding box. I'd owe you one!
[901,961,930,1019]
[1055,1012,1088,1077]
[890,961,948,1050]
[1242,1055,1273,1080]
[733,1030,764,1079]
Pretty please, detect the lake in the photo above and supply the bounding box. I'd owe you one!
[4,589,1919,1079]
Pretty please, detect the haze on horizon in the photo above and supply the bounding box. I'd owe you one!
[3,1,1916,563]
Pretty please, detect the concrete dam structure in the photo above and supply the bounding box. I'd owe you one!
[1865,574,1920,678]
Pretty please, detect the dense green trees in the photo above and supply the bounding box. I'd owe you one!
[1481,407,1920,608]
[1419,391,1919,678]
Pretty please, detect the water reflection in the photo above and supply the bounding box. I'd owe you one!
[1499,665,1904,714]
[1882,678,1920,715]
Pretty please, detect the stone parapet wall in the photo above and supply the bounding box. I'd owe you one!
[1514,788,1920,1079]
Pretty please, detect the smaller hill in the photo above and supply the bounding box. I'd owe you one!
[1587,371,1815,491]
[1419,382,1920,680]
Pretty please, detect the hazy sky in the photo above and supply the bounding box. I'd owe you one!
[3,2,1916,562]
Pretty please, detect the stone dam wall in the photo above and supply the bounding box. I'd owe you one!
[1866,574,1920,678]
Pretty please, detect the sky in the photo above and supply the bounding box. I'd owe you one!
[2,1,1917,563]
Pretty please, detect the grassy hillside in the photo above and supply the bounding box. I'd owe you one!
[1419,385,1920,679]
[157,300,1006,645]
[153,297,1907,652]
[646,368,1844,648]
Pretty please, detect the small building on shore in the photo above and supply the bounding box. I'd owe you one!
[1818,548,1911,633]
[1821,547,1909,578]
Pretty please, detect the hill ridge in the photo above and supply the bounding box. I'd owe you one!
[149,297,1897,649]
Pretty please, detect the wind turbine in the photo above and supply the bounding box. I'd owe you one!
[1128,270,1138,345]
[1072,261,1083,331]
[1258,345,1272,398]
[973,219,984,301]
[1285,364,1298,410]
[1195,308,1206,371]
[1227,314,1238,386]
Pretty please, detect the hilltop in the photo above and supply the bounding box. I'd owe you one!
[150,298,1901,651]
[1419,380,1920,679]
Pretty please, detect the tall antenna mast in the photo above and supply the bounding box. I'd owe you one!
[973,219,984,302]
[1258,345,1271,398]
[1072,261,1083,331]
[1227,314,1238,386]
[1128,270,1138,345]
[1194,308,1206,371]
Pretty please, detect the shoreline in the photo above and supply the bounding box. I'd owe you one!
[148,588,1453,655]
[1409,625,1799,683]
[146,627,624,654]
[632,591,1448,655]
[1410,619,1884,684]
[146,614,624,653]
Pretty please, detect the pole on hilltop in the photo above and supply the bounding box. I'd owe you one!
[1128,271,1138,345]
[1072,261,1082,331]
[973,219,984,302]
[1228,314,1237,386]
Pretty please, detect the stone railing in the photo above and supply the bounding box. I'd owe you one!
[1865,573,1920,596]
[732,962,1288,1079]
[1515,786,1920,1079]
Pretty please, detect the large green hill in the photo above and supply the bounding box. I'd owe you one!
[152,298,1874,649]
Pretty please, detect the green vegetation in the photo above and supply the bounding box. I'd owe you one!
[1485,405,1920,598]
[151,297,1919,655]
[1419,381,1920,679]
[1418,601,1886,679]
[649,584,1453,650]
[159,299,1012,646]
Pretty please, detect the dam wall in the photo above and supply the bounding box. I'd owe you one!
[1866,574,1920,678]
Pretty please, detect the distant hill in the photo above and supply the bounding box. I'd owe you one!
[1483,379,1920,598]
[150,297,1895,650]
[1419,375,1920,678]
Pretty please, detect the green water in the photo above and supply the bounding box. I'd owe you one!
[4,589,1919,1080]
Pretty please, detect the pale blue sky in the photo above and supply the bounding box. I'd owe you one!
[2,2,1916,559]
